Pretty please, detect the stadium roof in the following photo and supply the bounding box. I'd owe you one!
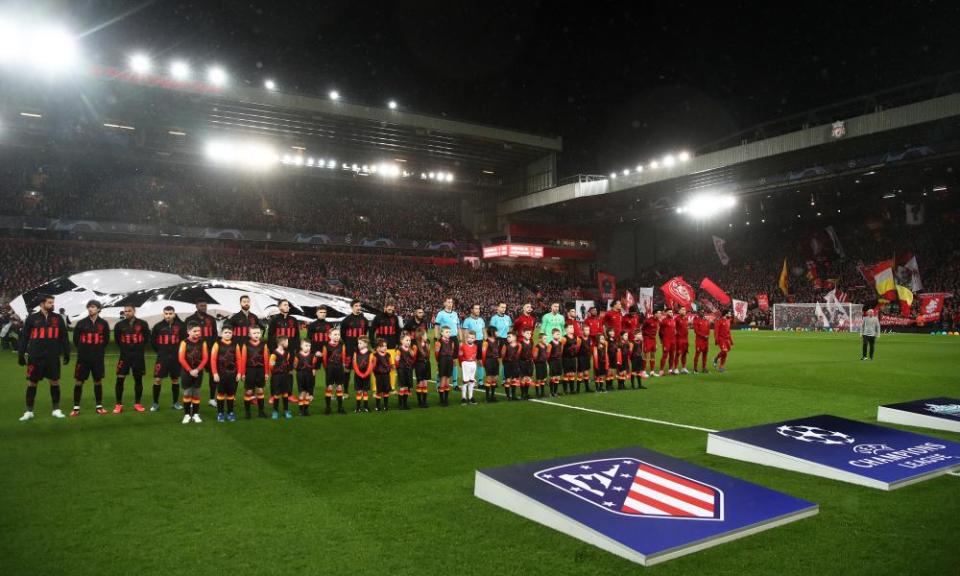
[0,66,562,188]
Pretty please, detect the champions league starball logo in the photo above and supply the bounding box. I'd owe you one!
[776,425,856,445]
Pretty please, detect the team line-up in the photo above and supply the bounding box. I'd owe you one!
[15,294,735,423]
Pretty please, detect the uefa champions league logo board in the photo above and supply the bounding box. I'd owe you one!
[877,397,960,434]
[707,415,960,490]
[474,446,817,566]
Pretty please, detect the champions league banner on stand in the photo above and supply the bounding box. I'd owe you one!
[707,415,960,490]
[877,398,960,434]
[474,446,817,566]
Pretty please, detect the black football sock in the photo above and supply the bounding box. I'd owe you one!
[384,396,389,410]
[364,398,370,410]
[282,397,289,411]
[336,396,344,412]
[26,385,37,411]
[115,378,124,404]
[227,399,234,413]
[273,398,280,412]
[325,396,332,412]
[245,400,252,417]
[184,401,192,416]
[153,384,161,404]
[172,383,180,404]
[217,398,224,414]
[73,384,83,408]
[133,375,143,404]
[94,383,103,406]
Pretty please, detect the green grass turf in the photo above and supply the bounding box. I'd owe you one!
[1,331,959,575]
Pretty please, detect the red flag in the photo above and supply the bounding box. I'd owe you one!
[597,272,617,301]
[918,293,945,318]
[660,276,695,309]
[699,277,731,306]
[756,293,770,311]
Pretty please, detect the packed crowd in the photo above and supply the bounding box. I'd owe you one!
[0,155,470,241]
[0,237,585,319]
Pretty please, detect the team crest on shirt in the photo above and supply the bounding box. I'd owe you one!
[134,324,143,332]
[535,458,723,520]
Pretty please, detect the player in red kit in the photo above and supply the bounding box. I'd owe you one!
[458,330,479,405]
[674,307,691,374]
[513,303,537,340]
[641,312,659,377]
[658,309,677,376]
[692,310,711,373]
[602,301,623,338]
[583,307,602,345]
[621,306,639,339]
[713,310,734,372]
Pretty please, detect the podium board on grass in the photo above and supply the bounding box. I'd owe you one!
[877,398,960,434]
[474,446,817,566]
[707,414,960,490]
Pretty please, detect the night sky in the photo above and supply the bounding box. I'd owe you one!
[22,1,960,174]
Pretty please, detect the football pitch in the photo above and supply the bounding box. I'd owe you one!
[2,331,958,576]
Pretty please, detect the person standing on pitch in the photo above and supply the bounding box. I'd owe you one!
[18,294,70,421]
[692,310,711,373]
[71,300,110,416]
[861,309,880,360]
[114,305,151,413]
[712,311,733,372]
[185,300,218,407]
[540,302,566,347]
[462,304,486,384]
[211,325,242,422]
[674,307,691,374]
[151,306,186,412]
[458,329,479,405]
[229,295,261,346]
[489,302,512,352]
[178,324,209,424]
[434,297,460,390]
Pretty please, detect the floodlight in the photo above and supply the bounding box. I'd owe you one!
[129,53,151,74]
[170,60,190,80]
[207,66,227,86]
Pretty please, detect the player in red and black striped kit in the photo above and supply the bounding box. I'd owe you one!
[372,339,395,411]
[229,295,261,345]
[185,300,218,405]
[481,326,500,403]
[211,325,242,421]
[307,305,331,365]
[396,334,417,410]
[18,294,70,421]
[71,300,110,416]
[267,299,299,405]
[151,306,186,412]
[178,324,209,423]
[240,326,270,418]
[340,300,368,362]
[114,305,151,414]
[322,328,349,414]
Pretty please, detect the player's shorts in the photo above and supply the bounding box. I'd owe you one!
[695,338,709,352]
[659,340,674,354]
[26,355,60,382]
[74,355,105,382]
[374,373,392,395]
[718,341,731,353]
[270,373,291,395]
[549,358,562,376]
[629,357,644,373]
[297,371,315,395]
[483,359,499,377]
[216,374,238,394]
[459,360,476,385]
[438,356,454,378]
[397,366,414,389]
[326,365,347,387]
[561,357,576,374]
[643,339,657,354]
[415,362,431,382]
[577,354,591,373]
[534,362,547,381]
[116,354,146,377]
[154,355,181,380]
[354,375,370,392]
[503,362,520,380]
[674,340,690,353]
[519,360,533,378]
[181,371,202,392]
[244,370,265,390]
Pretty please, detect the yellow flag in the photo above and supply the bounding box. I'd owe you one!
[778,258,789,295]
